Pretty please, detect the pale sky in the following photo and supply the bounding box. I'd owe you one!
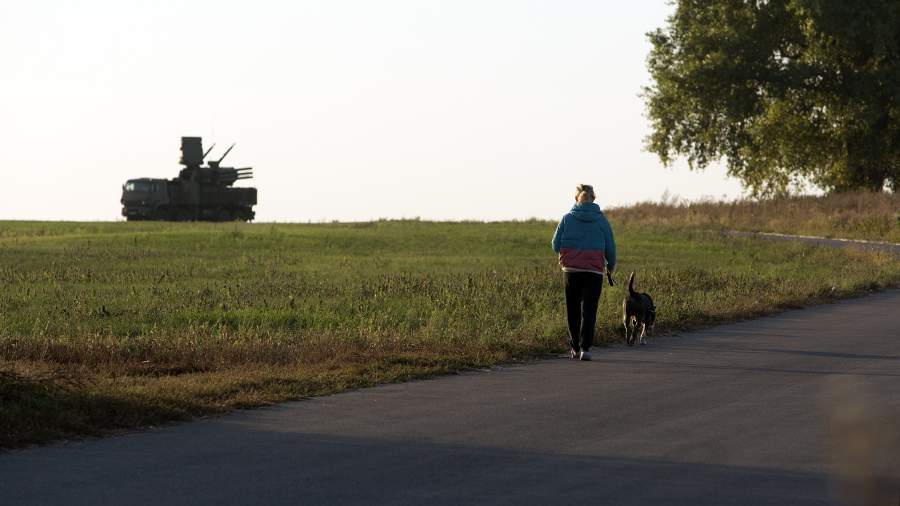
[1,1,744,222]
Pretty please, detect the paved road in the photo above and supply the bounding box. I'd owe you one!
[3,293,900,505]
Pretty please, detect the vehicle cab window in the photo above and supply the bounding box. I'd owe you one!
[125,181,151,192]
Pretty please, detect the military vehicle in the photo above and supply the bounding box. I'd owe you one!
[121,137,257,221]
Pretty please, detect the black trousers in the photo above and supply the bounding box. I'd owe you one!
[564,271,603,352]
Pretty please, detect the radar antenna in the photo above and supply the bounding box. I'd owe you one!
[217,143,236,164]
[202,143,216,160]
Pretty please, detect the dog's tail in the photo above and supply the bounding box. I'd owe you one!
[628,271,637,297]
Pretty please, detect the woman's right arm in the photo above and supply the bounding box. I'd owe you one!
[603,220,616,272]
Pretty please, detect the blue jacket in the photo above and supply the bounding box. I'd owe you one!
[551,202,616,273]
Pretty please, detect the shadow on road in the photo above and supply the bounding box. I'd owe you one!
[0,427,836,506]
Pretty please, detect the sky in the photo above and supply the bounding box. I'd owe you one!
[1,1,745,222]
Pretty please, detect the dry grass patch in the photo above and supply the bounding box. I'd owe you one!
[609,190,900,242]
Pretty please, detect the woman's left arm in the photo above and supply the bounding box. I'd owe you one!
[551,217,565,253]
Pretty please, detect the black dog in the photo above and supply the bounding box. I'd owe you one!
[623,272,656,346]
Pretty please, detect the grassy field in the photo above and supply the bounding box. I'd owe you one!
[2,217,900,448]
[608,190,900,243]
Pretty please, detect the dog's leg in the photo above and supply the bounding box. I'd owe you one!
[627,317,636,346]
[639,323,647,345]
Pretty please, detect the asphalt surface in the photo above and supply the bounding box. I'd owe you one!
[3,288,900,505]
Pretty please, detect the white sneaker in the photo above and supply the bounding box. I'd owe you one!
[579,350,592,361]
[569,349,579,359]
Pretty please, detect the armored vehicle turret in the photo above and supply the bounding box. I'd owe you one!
[121,137,257,221]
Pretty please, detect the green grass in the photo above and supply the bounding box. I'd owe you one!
[2,218,899,448]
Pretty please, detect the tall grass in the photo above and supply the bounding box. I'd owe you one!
[608,190,900,242]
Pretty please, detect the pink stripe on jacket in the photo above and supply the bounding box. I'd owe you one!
[558,248,606,273]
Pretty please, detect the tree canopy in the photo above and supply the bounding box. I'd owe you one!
[644,0,900,196]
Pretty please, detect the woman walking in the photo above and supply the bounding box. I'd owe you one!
[551,184,616,361]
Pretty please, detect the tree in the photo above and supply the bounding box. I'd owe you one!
[644,0,900,196]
